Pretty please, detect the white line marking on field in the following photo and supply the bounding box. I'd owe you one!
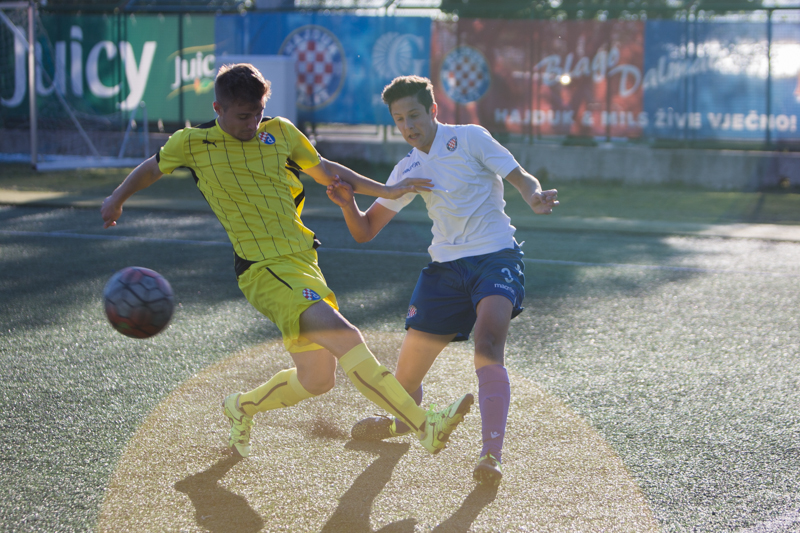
[0,229,228,247]
[2,229,799,278]
[739,508,800,532]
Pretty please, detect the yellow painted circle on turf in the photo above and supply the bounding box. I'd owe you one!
[97,332,658,532]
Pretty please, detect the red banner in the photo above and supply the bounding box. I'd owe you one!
[432,19,645,138]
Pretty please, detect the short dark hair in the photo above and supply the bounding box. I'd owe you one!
[215,63,271,108]
[381,75,435,114]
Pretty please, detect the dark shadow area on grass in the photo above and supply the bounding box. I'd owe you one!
[321,440,416,533]
[174,454,264,533]
[0,204,707,338]
[0,207,242,333]
[306,416,351,440]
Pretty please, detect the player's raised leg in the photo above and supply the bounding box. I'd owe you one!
[351,328,454,440]
[472,295,513,487]
[223,349,336,457]
[300,301,472,454]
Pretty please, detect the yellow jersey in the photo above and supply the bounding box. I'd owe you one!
[157,117,321,266]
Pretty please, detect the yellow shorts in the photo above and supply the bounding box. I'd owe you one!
[237,248,338,353]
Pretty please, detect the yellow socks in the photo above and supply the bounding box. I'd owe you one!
[339,343,427,433]
[236,344,428,434]
[238,368,315,417]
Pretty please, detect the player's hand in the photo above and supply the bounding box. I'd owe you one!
[326,176,355,208]
[101,196,122,228]
[530,189,559,215]
[384,177,433,199]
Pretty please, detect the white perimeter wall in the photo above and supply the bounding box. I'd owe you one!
[316,140,800,191]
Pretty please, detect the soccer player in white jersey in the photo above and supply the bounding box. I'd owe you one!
[326,75,559,487]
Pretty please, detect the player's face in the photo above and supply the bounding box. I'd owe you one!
[390,96,438,154]
[214,98,265,141]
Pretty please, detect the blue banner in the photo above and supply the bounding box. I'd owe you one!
[215,14,431,124]
[643,20,799,142]
[769,22,800,141]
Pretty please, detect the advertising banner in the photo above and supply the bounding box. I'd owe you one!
[215,13,431,124]
[1,13,216,125]
[3,13,798,143]
[431,19,645,138]
[171,15,218,123]
[643,20,800,142]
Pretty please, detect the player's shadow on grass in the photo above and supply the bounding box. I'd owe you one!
[322,440,497,533]
[174,454,264,533]
[432,485,498,533]
[321,440,417,533]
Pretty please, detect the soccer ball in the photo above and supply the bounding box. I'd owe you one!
[103,266,175,339]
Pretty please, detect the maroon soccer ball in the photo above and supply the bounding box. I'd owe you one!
[103,266,174,339]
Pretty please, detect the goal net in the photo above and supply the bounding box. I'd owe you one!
[0,2,147,170]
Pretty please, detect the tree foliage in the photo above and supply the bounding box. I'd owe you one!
[40,0,250,12]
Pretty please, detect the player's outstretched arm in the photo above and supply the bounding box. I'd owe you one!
[308,158,432,199]
[326,177,397,243]
[101,156,163,228]
[505,166,559,215]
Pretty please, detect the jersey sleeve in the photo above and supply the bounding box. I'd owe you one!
[157,128,190,174]
[465,125,520,179]
[284,119,321,170]
[374,164,416,213]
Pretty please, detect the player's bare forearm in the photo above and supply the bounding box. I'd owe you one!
[505,166,559,215]
[320,159,377,194]
[319,159,390,197]
[339,202,376,243]
[316,158,432,199]
[101,156,163,228]
[326,177,395,242]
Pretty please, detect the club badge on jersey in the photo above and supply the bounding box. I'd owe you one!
[302,288,321,301]
[259,132,276,145]
[407,305,418,318]
[447,137,458,152]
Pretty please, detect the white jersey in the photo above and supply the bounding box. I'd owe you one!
[376,122,520,263]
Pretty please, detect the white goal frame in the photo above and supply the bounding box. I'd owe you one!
[0,1,35,167]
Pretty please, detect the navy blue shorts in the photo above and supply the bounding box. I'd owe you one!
[404,244,525,342]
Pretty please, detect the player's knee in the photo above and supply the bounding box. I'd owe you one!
[301,371,336,395]
[307,376,335,395]
[474,336,505,364]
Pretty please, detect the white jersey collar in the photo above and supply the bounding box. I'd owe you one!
[417,121,448,160]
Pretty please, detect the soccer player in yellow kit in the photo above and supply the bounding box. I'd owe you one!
[101,63,473,458]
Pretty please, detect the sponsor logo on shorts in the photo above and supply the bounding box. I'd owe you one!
[494,283,515,295]
[407,305,417,318]
[446,136,458,151]
[302,288,321,301]
[259,132,276,145]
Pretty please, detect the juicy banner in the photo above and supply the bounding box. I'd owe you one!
[1,13,216,124]
[2,18,156,112]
